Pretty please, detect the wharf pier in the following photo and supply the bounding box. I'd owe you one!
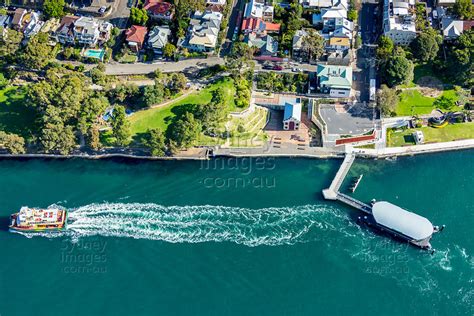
[322,153,442,249]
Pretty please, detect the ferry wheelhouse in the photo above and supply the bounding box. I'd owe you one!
[9,207,67,232]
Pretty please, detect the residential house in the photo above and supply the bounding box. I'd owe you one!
[326,36,351,51]
[206,0,227,5]
[436,0,456,6]
[0,14,12,28]
[73,17,112,46]
[382,0,417,45]
[147,25,171,55]
[327,50,352,66]
[11,8,27,30]
[316,64,353,98]
[245,32,278,56]
[241,18,280,34]
[184,11,222,52]
[300,0,347,10]
[144,0,175,21]
[312,8,347,28]
[244,0,274,22]
[23,12,44,38]
[126,25,148,52]
[55,16,79,45]
[283,101,302,131]
[292,29,308,61]
[441,18,464,40]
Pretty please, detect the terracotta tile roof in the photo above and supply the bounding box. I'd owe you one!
[464,20,474,31]
[242,18,280,33]
[126,25,148,44]
[143,0,174,16]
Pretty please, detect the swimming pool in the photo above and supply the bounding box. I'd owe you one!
[84,49,105,60]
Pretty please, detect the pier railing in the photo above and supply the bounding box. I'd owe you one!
[336,193,372,214]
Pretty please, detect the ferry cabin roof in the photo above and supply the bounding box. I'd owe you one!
[372,201,434,241]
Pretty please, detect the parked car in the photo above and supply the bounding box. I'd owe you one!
[263,63,273,70]
[273,65,283,71]
[99,6,106,14]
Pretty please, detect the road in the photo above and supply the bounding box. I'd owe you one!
[355,3,379,102]
[104,57,225,75]
[220,0,246,57]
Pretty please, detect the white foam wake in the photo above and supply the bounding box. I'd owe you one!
[19,203,350,246]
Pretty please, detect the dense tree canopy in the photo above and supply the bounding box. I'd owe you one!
[411,28,440,62]
[376,85,399,116]
[143,128,166,156]
[453,0,473,19]
[43,0,65,19]
[376,36,394,61]
[22,32,56,70]
[111,105,131,146]
[170,112,202,148]
[0,131,26,154]
[383,55,414,87]
[130,7,149,26]
[301,30,325,63]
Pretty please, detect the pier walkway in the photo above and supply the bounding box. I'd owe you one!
[322,154,355,200]
[336,193,372,214]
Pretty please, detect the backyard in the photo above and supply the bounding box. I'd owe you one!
[0,86,37,139]
[387,123,474,147]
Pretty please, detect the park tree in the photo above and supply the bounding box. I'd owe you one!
[143,128,166,156]
[433,95,455,110]
[78,94,110,135]
[111,105,131,146]
[194,87,227,134]
[43,0,65,19]
[449,30,474,85]
[0,73,8,89]
[130,7,149,26]
[376,36,394,61]
[302,30,325,63]
[411,29,440,62]
[163,43,176,59]
[39,107,77,154]
[170,112,202,148]
[141,83,164,107]
[22,32,56,69]
[108,83,140,104]
[88,124,101,151]
[168,73,187,94]
[376,85,399,116]
[0,131,26,154]
[226,42,254,75]
[0,28,23,63]
[453,0,473,19]
[383,55,414,87]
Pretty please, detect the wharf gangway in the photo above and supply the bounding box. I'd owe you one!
[336,193,372,214]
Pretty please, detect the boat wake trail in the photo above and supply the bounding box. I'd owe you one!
[58,203,346,246]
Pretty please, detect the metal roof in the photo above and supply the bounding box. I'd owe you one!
[372,201,433,241]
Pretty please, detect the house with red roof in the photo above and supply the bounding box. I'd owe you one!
[143,0,175,21]
[126,25,148,52]
[241,18,280,35]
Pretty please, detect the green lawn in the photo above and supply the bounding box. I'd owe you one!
[0,86,38,139]
[396,89,460,116]
[388,123,474,147]
[129,78,240,137]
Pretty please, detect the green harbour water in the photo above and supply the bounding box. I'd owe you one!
[0,152,472,315]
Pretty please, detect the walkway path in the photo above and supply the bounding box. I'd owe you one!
[322,153,355,200]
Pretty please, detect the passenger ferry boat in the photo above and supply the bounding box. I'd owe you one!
[9,207,67,232]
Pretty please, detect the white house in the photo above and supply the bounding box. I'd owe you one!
[382,0,417,45]
[185,11,223,52]
[244,0,274,22]
[148,25,171,55]
[283,100,302,130]
[441,18,464,40]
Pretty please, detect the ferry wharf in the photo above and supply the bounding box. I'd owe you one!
[322,153,444,250]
